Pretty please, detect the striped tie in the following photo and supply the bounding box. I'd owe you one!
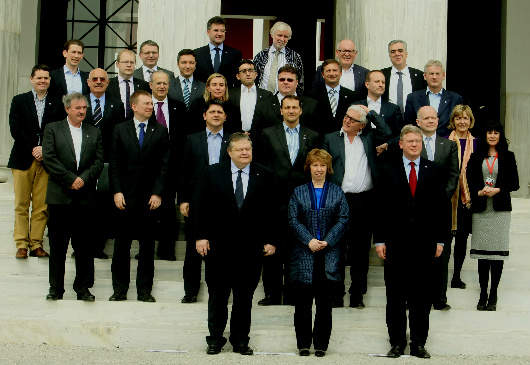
[329,89,337,117]
[93,98,102,126]
[183,79,191,108]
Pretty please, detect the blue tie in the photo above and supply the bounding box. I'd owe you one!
[213,47,221,72]
[138,122,145,148]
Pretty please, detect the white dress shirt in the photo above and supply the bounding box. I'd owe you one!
[118,75,135,108]
[231,160,250,197]
[240,84,257,132]
[341,130,373,193]
[388,66,413,105]
[339,65,356,91]
[152,96,169,130]
[67,118,83,169]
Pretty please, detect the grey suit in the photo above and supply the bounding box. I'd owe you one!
[134,66,179,101]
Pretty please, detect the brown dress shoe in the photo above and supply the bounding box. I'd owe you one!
[16,248,28,259]
[29,247,49,257]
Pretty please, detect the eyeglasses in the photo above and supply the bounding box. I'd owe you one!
[239,68,255,74]
[338,49,357,54]
[91,77,107,82]
[344,114,362,123]
[278,77,295,82]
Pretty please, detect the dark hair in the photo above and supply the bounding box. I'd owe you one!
[365,69,385,82]
[177,49,196,63]
[207,16,226,30]
[139,40,159,53]
[238,59,255,69]
[321,59,340,72]
[31,64,50,77]
[280,94,301,108]
[64,39,84,52]
[277,64,299,80]
[228,132,252,151]
[476,120,509,158]
[203,99,226,114]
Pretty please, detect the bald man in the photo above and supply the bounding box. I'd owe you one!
[311,39,369,96]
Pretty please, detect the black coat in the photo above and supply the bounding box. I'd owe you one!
[193,44,242,88]
[380,66,427,102]
[353,98,404,139]
[49,68,89,97]
[228,85,273,131]
[106,77,151,113]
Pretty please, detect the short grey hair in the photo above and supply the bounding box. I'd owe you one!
[400,125,422,140]
[346,104,367,123]
[150,70,169,81]
[387,40,407,52]
[63,92,87,108]
[270,21,292,38]
[228,132,252,151]
[424,59,444,72]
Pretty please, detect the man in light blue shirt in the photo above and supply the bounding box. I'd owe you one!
[49,40,89,97]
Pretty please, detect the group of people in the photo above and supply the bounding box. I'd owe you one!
[8,15,519,358]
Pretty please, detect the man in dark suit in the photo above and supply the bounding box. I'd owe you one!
[323,104,391,308]
[42,92,104,301]
[256,95,319,305]
[174,49,206,109]
[194,16,242,88]
[8,64,64,259]
[178,100,230,303]
[404,60,464,136]
[107,49,151,120]
[133,40,178,100]
[228,59,273,133]
[380,40,427,113]
[109,90,170,303]
[312,39,369,96]
[374,125,447,359]
[194,132,276,355]
[416,106,459,311]
[49,40,89,97]
[149,71,187,261]
[308,59,362,135]
[252,65,318,136]
[84,68,125,260]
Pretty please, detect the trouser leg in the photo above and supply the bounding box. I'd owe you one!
[183,218,202,296]
[293,284,314,349]
[384,261,407,348]
[111,237,132,295]
[29,161,48,250]
[136,238,155,296]
[205,260,230,347]
[47,205,70,295]
[70,204,93,293]
[433,238,451,305]
[453,231,468,279]
[12,167,33,249]
[313,277,333,351]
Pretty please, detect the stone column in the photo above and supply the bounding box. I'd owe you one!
[0,1,22,167]
[137,0,221,76]
[335,0,448,72]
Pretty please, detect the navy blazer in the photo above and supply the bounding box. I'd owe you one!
[288,182,349,284]
[194,44,242,88]
[49,68,89,97]
[404,89,464,137]
[312,64,369,97]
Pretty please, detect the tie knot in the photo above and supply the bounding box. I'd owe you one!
[147,69,153,73]
[184,78,189,84]
[214,47,220,52]
[124,79,130,83]
[329,89,336,95]
[410,161,415,167]
[95,98,100,104]
[238,169,243,176]
[397,71,403,76]
[139,122,145,129]
[425,136,432,142]
[157,101,163,107]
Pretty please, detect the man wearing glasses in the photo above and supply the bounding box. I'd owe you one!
[312,39,369,96]
[228,60,273,133]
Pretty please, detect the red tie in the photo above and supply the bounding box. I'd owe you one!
[409,161,417,197]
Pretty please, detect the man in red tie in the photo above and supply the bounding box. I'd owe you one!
[374,124,447,359]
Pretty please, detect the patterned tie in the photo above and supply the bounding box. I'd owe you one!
[267,50,280,92]
[146,69,153,82]
[396,71,404,114]
[409,161,417,197]
[138,122,145,148]
[124,79,132,119]
[329,89,338,117]
[156,101,167,128]
[425,136,434,161]
[286,128,298,165]
[235,170,244,209]
[213,47,221,72]
[183,79,191,108]
[93,98,102,126]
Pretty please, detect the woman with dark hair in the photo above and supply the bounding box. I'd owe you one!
[467,121,519,311]
[288,148,349,357]
[446,105,478,289]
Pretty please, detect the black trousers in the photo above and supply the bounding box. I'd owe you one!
[338,191,374,301]
[155,192,177,258]
[432,238,451,306]
[453,202,471,279]
[205,258,261,348]
[182,217,203,296]
[261,222,290,301]
[47,203,93,295]
[384,254,433,347]
[293,256,334,351]
[111,207,157,296]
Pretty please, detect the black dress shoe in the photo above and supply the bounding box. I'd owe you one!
[386,345,404,358]
[206,344,222,355]
[258,296,280,306]
[46,292,63,301]
[314,350,326,357]
[138,294,156,302]
[298,348,310,356]
[331,297,344,308]
[77,290,95,302]
[93,251,109,259]
[433,303,451,311]
[450,278,466,289]
[181,295,197,303]
[477,294,488,311]
[233,345,253,355]
[486,294,497,311]
[109,293,127,301]
[410,345,431,358]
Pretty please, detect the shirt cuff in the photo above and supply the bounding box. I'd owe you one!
[438,243,444,247]
[375,242,385,247]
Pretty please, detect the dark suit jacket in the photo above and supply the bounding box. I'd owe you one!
[381,66,427,102]
[404,89,464,136]
[467,151,519,213]
[172,76,205,107]
[312,64,369,97]
[133,66,179,101]
[8,91,65,170]
[421,135,459,200]
[257,123,319,205]
[186,98,242,136]
[251,94,319,137]
[193,44,242,88]
[353,98,404,139]
[322,111,392,186]
[109,119,169,211]
[374,155,448,261]
[228,85,273,131]
[308,85,363,135]
[42,119,104,205]
[84,93,125,162]
[193,161,276,282]
[49,67,89,97]
[106,77,151,115]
